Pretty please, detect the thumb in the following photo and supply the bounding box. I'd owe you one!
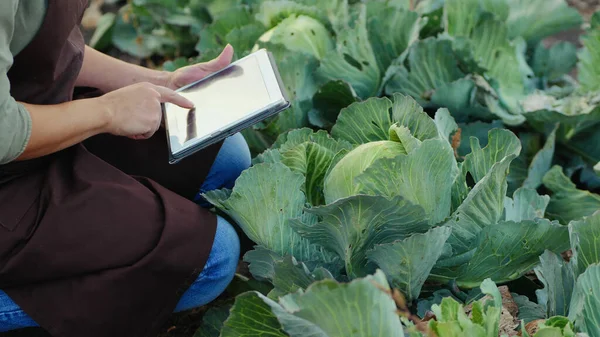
[203,44,234,71]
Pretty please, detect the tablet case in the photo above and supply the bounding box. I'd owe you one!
[165,50,290,164]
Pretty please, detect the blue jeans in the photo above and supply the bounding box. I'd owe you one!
[0,133,250,332]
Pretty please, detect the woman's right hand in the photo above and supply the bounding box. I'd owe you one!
[98,82,194,140]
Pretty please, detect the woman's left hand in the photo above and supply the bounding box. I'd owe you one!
[165,44,234,90]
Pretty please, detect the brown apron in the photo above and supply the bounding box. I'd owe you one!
[0,1,223,336]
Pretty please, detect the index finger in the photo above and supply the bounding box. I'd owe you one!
[154,85,195,109]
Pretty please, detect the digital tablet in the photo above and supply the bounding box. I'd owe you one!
[162,49,290,164]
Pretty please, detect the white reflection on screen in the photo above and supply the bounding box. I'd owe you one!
[166,55,271,153]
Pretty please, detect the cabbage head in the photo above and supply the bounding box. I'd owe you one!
[323,140,405,204]
[254,15,333,60]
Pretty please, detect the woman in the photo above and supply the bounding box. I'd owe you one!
[0,1,249,336]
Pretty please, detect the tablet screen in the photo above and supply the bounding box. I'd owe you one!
[165,54,273,153]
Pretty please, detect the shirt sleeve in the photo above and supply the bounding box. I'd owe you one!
[0,1,33,165]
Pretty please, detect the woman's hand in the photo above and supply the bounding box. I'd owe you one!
[164,44,234,90]
[76,44,233,94]
[16,82,194,161]
[99,82,194,140]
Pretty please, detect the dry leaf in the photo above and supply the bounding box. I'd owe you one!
[465,287,520,336]
[526,319,546,335]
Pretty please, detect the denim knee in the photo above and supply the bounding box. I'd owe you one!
[174,215,240,312]
[219,133,251,188]
[0,291,38,332]
[200,133,251,193]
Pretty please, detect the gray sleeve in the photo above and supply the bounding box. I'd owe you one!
[0,1,33,165]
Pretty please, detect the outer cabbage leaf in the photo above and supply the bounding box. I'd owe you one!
[462,129,522,184]
[522,93,600,135]
[309,80,358,130]
[592,10,600,29]
[417,4,444,40]
[275,270,404,337]
[542,166,600,224]
[512,293,547,323]
[317,5,380,99]
[193,305,233,337]
[203,0,252,18]
[385,38,465,107]
[389,125,422,153]
[415,0,445,14]
[270,51,319,130]
[447,156,515,254]
[469,18,528,115]
[246,50,320,154]
[569,211,600,276]
[578,29,600,92]
[504,187,550,222]
[220,292,287,337]
[391,93,439,141]
[255,15,334,60]
[367,226,452,301]
[244,246,284,281]
[268,256,334,299]
[331,97,393,145]
[366,3,421,71]
[450,19,529,121]
[455,219,569,287]
[290,195,430,278]
[512,131,556,194]
[356,139,459,224]
[429,78,493,122]
[434,130,521,277]
[532,42,578,82]
[389,98,458,150]
[223,271,404,337]
[203,163,337,267]
[507,132,544,194]
[255,0,347,32]
[456,121,504,157]
[254,0,324,28]
[270,128,319,150]
[245,243,342,284]
[479,0,509,21]
[534,250,575,317]
[505,0,582,44]
[196,6,259,56]
[417,289,461,318]
[432,107,458,145]
[522,93,600,168]
[568,264,600,337]
[557,123,600,168]
[522,92,600,128]
[442,0,480,37]
[450,161,470,213]
[522,127,557,189]
[221,23,265,59]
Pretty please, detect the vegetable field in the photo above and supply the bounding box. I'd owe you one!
[85,0,600,336]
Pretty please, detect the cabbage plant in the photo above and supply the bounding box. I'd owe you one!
[212,272,584,337]
[204,94,569,302]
